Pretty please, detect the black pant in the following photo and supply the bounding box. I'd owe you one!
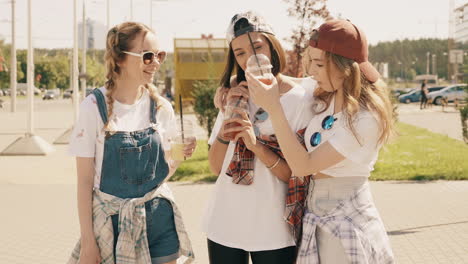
[207,239,296,264]
[421,94,428,109]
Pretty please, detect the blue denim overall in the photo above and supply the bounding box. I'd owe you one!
[92,89,180,260]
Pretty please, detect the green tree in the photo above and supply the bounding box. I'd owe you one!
[369,38,468,81]
[0,40,25,88]
[35,60,58,88]
[86,53,106,88]
[283,0,330,77]
[17,51,27,84]
[192,79,218,138]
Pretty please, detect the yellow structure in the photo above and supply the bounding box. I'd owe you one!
[173,38,229,111]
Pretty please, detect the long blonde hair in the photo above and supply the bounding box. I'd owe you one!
[312,51,395,145]
[104,22,161,130]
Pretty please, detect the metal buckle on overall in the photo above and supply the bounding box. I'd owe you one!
[104,130,116,139]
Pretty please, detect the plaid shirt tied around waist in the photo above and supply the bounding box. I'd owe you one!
[67,186,195,264]
[297,182,394,264]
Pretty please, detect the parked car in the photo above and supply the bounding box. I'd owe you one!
[42,91,56,100]
[398,86,446,103]
[399,90,421,103]
[427,86,447,93]
[18,88,41,95]
[427,84,467,105]
[2,89,10,96]
[63,90,72,99]
[63,89,88,99]
[393,88,415,98]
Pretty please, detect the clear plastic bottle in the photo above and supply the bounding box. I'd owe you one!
[224,95,249,140]
[246,54,274,85]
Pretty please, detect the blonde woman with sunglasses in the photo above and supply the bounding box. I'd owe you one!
[67,22,195,264]
[247,19,395,263]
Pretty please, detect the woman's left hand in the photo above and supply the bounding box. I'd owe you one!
[183,136,197,158]
[245,71,281,113]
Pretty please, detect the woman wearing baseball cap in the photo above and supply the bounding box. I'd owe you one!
[247,19,395,263]
[202,11,317,264]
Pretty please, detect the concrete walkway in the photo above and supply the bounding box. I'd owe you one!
[0,98,467,263]
[397,103,464,141]
[1,180,467,264]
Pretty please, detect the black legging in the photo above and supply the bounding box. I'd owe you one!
[207,239,296,264]
[421,93,428,109]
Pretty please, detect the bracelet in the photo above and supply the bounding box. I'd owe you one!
[266,157,281,170]
[216,136,230,145]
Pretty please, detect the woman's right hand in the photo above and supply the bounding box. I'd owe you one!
[79,239,101,264]
[218,118,232,141]
[214,81,249,112]
[214,86,229,111]
[225,81,249,106]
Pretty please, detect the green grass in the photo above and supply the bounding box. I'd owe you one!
[170,124,468,182]
[170,140,217,183]
[371,123,468,181]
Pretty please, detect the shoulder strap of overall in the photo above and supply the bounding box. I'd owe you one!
[92,88,109,124]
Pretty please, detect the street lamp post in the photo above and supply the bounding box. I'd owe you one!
[1,0,55,155]
[398,61,402,82]
[81,0,87,102]
[426,52,430,75]
[150,0,167,30]
[10,0,16,112]
[53,0,79,144]
[26,0,33,137]
[107,0,110,30]
[443,51,449,81]
[73,0,79,122]
[130,0,133,21]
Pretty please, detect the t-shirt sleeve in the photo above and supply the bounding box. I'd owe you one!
[156,98,177,151]
[68,96,99,157]
[327,112,381,165]
[294,78,317,129]
[208,110,224,146]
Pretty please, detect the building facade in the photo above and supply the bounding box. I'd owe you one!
[455,3,468,43]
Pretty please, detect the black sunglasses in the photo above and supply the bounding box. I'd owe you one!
[310,115,337,147]
[253,107,269,137]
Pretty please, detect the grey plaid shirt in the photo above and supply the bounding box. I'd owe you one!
[297,183,394,264]
[67,186,194,264]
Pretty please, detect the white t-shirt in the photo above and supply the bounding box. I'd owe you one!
[68,87,176,189]
[304,98,382,177]
[202,78,316,251]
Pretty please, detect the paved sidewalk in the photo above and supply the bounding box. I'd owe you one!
[1,98,467,263]
[397,103,464,141]
[1,181,467,264]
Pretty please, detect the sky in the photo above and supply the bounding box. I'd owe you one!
[0,0,466,52]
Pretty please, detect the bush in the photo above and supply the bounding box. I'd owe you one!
[461,107,468,143]
[192,79,218,138]
[460,85,468,144]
